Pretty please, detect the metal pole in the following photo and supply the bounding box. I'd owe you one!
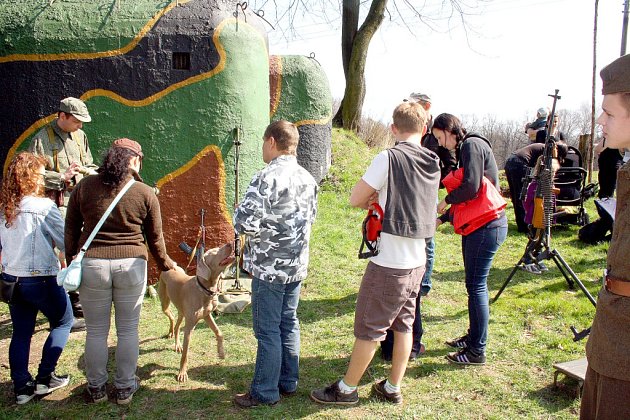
[622,0,629,55]
[233,127,242,290]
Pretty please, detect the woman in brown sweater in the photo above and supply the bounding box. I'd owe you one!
[65,138,176,405]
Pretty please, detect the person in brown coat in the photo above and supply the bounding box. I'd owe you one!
[580,53,630,419]
[65,138,177,405]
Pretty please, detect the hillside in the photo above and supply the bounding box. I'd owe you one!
[0,128,606,418]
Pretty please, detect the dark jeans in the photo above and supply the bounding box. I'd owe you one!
[504,156,529,232]
[421,237,435,295]
[461,217,507,354]
[381,237,434,357]
[250,278,301,404]
[4,274,73,391]
[598,148,624,198]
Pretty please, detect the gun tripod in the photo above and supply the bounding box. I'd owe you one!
[227,126,249,295]
[493,227,597,307]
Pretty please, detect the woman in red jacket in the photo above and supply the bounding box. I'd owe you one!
[433,113,508,366]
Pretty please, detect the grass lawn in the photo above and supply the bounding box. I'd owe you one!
[0,128,606,419]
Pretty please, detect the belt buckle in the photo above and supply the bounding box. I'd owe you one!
[605,276,612,292]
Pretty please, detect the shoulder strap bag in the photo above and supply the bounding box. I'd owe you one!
[57,179,135,291]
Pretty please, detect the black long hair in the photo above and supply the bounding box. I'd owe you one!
[432,113,467,143]
[98,147,138,187]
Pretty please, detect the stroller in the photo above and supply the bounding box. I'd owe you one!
[553,146,598,226]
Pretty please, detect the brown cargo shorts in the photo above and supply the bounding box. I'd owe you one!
[353,261,424,341]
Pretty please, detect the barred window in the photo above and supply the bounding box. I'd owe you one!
[172,52,190,70]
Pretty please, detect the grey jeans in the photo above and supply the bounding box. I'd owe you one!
[79,257,147,389]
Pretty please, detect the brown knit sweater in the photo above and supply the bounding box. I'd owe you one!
[65,172,174,271]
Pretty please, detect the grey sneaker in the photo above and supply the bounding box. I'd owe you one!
[35,372,70,395]
[372,379,403,405]
[87,384,108,403]
[310,380,359,405]
[520,263,542,275]
[445,348,486,365]
[15,381,36,405]
[116,377,140,405]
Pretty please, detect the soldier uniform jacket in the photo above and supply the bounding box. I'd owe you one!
[29,120,98,191]
[233,154,318,284]
[586,162,630,381]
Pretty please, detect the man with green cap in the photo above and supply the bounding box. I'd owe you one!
[30,97,98,211]
[580,53,630,419]
[29,97,98,332]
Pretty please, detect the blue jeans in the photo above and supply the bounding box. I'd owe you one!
[5,274,73,391]
[421,237,435,296]
[461,217,507,354]
[250,278,301,404]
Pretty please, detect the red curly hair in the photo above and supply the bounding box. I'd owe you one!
[1,152,47,227]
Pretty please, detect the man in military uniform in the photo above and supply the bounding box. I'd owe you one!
[580,53,630,419]
[29,97,98,332]
[30,97,98,212]
[232,120,318,408]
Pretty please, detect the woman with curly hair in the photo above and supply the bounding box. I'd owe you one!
[65,138,176,405]
[0,151,73,405]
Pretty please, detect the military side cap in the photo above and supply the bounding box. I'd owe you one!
[601,54,630,94]
[59,97,92,122]
[113,138,144,158]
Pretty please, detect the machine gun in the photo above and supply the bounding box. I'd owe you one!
[178,209,207,274]
[493,90,596,339]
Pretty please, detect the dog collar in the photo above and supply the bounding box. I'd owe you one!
[196,276,216,297]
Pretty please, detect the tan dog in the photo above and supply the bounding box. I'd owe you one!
[158,242,235,382]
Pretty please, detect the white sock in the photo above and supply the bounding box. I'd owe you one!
[338,379,357,394]
[384,379,400,394]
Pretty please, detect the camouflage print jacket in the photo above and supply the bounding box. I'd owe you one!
[233,154,318,284]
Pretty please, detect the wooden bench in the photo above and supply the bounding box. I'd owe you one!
[553,357,588,395]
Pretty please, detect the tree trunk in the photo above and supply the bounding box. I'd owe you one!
[334,0,387,131]
[333,0,360,127]
[588,0,599,183]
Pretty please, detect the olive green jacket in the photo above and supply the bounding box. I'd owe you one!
[29,120,98,192]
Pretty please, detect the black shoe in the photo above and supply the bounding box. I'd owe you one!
[409,343,427,361]
[445,348,486,366]
[15,381,36,405]
[280,388,297,397]
[233,392,277,408]
[310,380,359,405]
[116,377,140,405]
[371,379,403,405]
[445,334,469,349]
[87,384,108,403]
[71,318,86,332]
[34,373,70,395]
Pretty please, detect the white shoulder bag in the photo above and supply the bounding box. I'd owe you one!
[57,179,135,291]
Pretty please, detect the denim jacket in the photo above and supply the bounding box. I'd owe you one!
[0,196,65,277]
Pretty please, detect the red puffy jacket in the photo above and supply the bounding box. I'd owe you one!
[442,168,507,236]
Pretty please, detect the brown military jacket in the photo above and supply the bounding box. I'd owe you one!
[586,162,630,381]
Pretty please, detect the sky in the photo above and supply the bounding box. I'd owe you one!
[261,0,626,125]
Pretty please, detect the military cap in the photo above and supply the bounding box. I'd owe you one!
[404,92,431,103]
[59,97,92,122]
[601,54,630,94]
